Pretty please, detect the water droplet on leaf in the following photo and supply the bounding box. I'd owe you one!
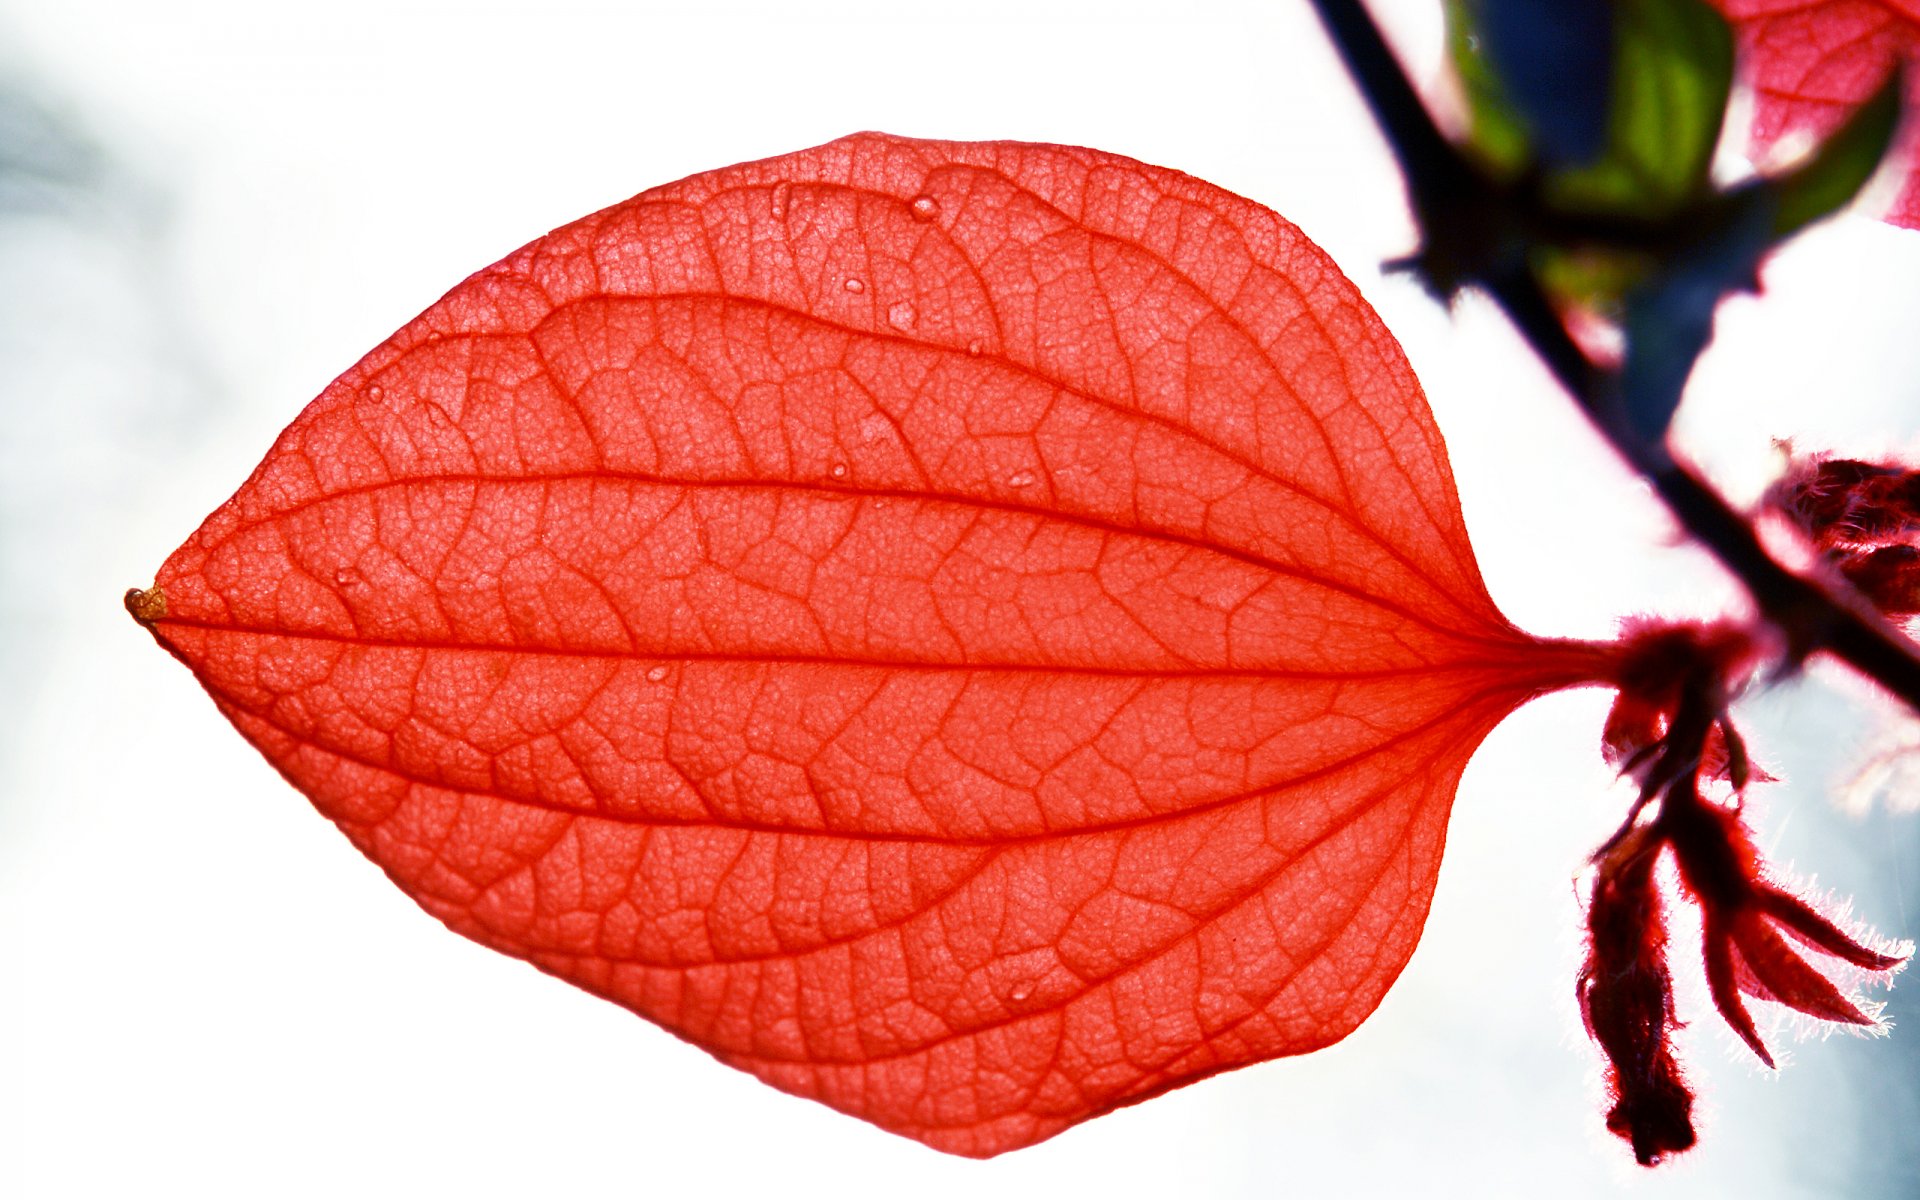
[647,665,669,682]
[770,181,790,219]
[909,194,939,221]
[887,301,915,329]
[1008,472,1034,488]
[844,277,865,294]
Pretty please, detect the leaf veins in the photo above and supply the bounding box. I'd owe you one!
[131,134,1603,1155]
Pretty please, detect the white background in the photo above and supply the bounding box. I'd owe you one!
[3,1,1918,1196]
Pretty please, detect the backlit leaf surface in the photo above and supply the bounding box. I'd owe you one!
[131,134,1600,1155]
[1715,0,1920,228]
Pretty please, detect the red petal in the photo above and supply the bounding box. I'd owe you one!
[1713,0,1920,229]
[130,134,1601,1155]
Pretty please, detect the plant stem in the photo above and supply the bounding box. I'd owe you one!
[1306,0,1920,709]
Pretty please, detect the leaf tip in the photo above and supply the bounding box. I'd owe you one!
[124,585,168,625]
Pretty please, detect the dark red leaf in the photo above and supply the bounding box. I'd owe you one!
[1714,0,1920,228]
[1580,618,1909,1163]
[128,133,1609,1155]
[1767,451,1920,616]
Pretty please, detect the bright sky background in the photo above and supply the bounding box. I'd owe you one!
[3,1,1918,1196]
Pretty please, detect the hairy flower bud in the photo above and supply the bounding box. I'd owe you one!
[1579,827,1695,1165]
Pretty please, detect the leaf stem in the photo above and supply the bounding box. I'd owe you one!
[1306,0,1920,710]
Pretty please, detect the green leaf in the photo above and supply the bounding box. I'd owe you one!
[1447,0,1614,174]
[1532,246,1652,316]
[1547,0,1734,218]
[1766,66,1905,239]
[1444,0,1534,178]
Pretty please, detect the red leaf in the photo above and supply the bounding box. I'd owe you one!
[1715,0,1920,228]
[128,133,1602,1155]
